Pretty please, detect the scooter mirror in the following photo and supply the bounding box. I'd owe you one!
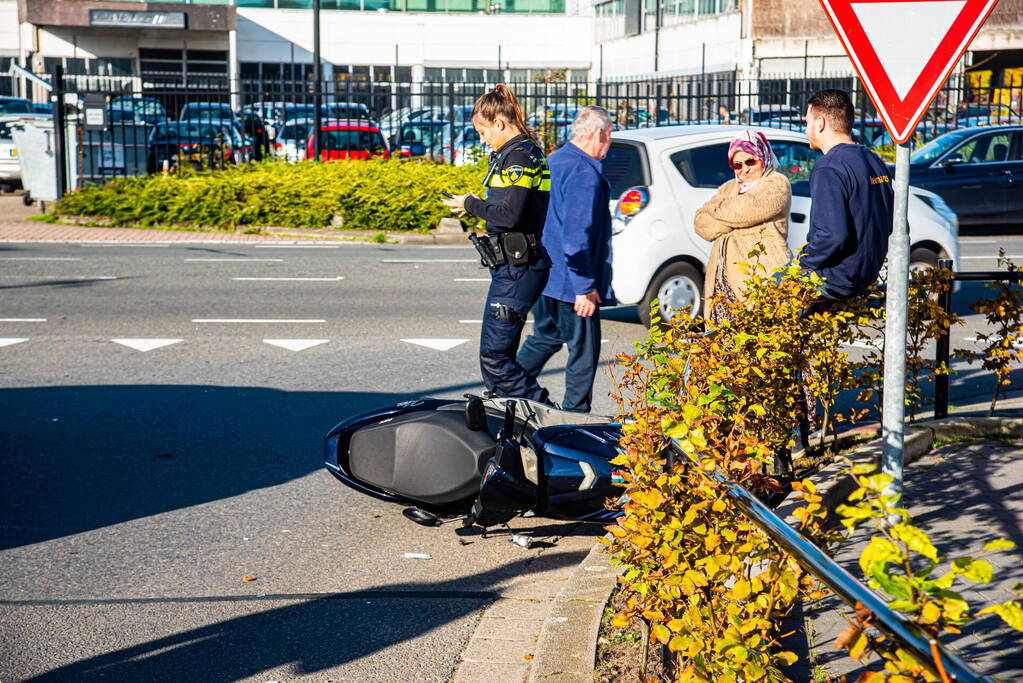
[402,507,443,526]
[464,395,487,432]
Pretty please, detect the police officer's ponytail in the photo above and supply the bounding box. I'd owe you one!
[472,84,538,146]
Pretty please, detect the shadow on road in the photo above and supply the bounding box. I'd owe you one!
[0,384,413,550]
[17,550,589,682]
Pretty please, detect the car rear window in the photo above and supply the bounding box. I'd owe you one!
[323,129,387,152]
[280,123,312,141]
[670,143,731,188]
[153,123,225,141]
[670,139,821,196]
[0,100,34,115]
[603,143,648,198]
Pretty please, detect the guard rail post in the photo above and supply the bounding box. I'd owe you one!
[934,257,955,419]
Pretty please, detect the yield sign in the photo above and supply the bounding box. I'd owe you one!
[819,0,1000,143]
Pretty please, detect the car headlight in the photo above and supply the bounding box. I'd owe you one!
[915,193,958,233]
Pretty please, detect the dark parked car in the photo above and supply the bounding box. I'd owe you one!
[179,101,234,122]
[147,121,242,173]
[902,125,1023,228]
[110,96,167,125]
[0,97,34,115]
[397,120,447,158]
[238,111,270,161]
[306,122,389,161]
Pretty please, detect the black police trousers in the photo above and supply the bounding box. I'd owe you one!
[479,259,550,403]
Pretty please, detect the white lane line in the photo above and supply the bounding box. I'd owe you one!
[0,318,47,322]
[459,319,534,324]
[192,318,325,324]
[964,336,1023,348]
[254,245,340,249]
[0,275,117,280]
[185,258,283,262]
[959,254,1023,260]
[382,259,477,263]
[0,338,28,347]
[231,277,344,281]
[959,239,998,244]
[111,338,183,352]
[422,245,475,249]
[79,244,169,248]
[843,342,879,350]
[401,338,470,351]
[0,257,83,261]
[454,278,490,282]
[263,339,329,351]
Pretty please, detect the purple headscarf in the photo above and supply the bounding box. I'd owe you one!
[728,130,779,193]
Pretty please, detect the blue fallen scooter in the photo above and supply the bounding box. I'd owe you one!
[323,396,628,530]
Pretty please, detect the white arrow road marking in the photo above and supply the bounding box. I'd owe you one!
[111,338,183,352]
[231,277,344,281]
[263,339,329,351]
[382,259,477,263]
[185,258,283,262]
[401,338,470,351]
[852,1,966,100]
[192,319,325,324]
[0,338,28,347]
[0,318,47,322]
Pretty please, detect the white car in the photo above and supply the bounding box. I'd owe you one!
[273,118,314,162]
[605,125,961,327]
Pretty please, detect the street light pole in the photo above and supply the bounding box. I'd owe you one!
[312,0,322,162]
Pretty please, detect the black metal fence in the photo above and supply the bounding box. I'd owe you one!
[41,66,1022,194]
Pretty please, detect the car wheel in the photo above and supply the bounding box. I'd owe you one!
[639,261,704,328]
[909,247,940,274]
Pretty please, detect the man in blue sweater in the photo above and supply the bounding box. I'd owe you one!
[800,89,894,299]
[517,106,616,413]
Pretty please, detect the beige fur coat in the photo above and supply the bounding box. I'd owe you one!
[694,170,793,302]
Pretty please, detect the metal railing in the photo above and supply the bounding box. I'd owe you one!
[671,436,991,682]
[934,258,1023,419]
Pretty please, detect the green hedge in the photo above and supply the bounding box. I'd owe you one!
[55,159,486,232]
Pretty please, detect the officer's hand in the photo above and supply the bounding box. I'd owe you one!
[574,291,601,317]
[442,194,474,218]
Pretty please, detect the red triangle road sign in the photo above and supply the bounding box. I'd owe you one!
[818,0,1001,143]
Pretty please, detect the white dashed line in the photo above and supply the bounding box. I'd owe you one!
[0,318,47,322]
[381,259,477,263]
[959,254,1023,260]
[0,257,83,261]
[231,277,343,281]
[454,278,490,282]
[185,258,284,262]
[422,245,475,249]
[0,275,117,280]
[0,338,28,347]
[843,342,879,350]
[78,243,169,247]
[254,245,340,249]
[191,318,325,324]
[263,339,330,351]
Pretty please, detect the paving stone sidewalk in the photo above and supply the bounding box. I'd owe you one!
[805,437,1023,681]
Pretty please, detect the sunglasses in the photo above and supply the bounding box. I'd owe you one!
[731,158,761,170]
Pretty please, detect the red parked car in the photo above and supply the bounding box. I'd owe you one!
[306,122,390,161]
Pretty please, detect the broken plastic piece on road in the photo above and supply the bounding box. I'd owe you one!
[510,534,533,549]
[242,576,257,581]
[403,552,432,560]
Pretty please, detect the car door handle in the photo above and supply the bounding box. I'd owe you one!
[790,212,807,223]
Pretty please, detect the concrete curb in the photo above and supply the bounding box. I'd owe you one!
[529,540,622,682]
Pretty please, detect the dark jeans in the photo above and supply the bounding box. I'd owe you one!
[517,295,602,413]
[479,261,550,402]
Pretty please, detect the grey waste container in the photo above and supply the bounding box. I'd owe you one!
[9,117,58,203]
[78,123,151,185]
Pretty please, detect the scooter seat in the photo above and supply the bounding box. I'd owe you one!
[348,408,496,505]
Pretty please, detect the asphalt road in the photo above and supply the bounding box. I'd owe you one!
[1,236,1020,681]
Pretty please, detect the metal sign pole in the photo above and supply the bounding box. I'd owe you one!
[881,141,912,501]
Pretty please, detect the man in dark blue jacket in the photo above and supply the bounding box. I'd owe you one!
[801,89,894,298]
[517,106,616,413]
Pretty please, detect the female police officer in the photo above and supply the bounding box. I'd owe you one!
[443,84,551,403]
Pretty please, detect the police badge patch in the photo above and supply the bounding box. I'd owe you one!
[505,165,524,183]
